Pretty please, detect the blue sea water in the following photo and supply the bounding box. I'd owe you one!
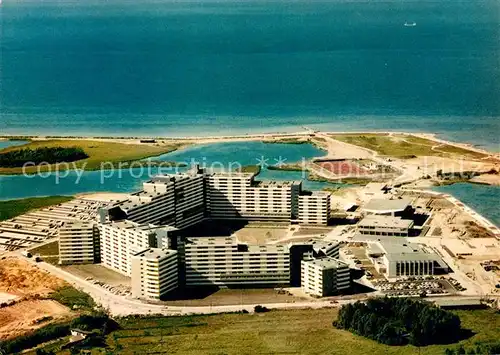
[432,183,500,227]
[0,140,29,150]
[0,141,338,200]
[155,141,324,168]
[0,1,498,225]
[0,0,499,150]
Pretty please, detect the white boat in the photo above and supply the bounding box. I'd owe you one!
[404,22,417,27]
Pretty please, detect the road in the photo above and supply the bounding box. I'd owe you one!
[20,253,498,317]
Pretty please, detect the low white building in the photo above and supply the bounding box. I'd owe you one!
[366,241,448,278]
[357,215,414,237]
[131,248,178,300]
[58,222,100,265]
[363,198,412,217]
[301,257,350,297]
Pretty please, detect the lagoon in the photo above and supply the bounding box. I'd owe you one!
[0,141,336,200]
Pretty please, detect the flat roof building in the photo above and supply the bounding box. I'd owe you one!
[59,222,100,265]
[131,248,178,300]
[181,236,290,287]
[99,220,176,276]
[367,241,448,278]
[357,215,414,237]
[207,172,302,223]
[298,191,331,226]
[301,257,350,297]
[104,172,205,229]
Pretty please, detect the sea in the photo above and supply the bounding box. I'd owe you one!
[1,0,499,150]
[0,0,499,224]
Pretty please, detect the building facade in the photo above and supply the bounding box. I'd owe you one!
[58,222,100,265]
[357,215,414,237]
[301,257,350,297]
[131,248,178,299]
[99,220,175,276]
[105,173,205,229]
[182,236,290,287]
[298,191,331,226]
[206,172,301,223]
[366,241,448,278]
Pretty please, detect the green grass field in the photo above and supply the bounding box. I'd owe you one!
[330,134,486,160]
[0,196,74,221]
[0,140,180,174]
[49,285,96,312]
[30,308,498,355]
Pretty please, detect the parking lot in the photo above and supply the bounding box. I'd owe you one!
[372,276,460,296]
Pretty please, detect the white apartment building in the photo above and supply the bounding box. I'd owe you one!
[310,240,340,259]
[131,248,178,300]
[182,236,290,287]
[206,172,302,222]
[58,221,99,265]
[298,191,331,226]
[357,215,414,237]
[105,173,205,228]
[99,220,176,276]
[301,257,350,297]
[103,169,331,227]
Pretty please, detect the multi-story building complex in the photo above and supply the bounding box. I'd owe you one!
[182,236,290,287]
[298,191,331,226]
[301,257,350,297]
[58,221,100,265]
[289,240,340,286]
[102,168,329,227]
[99,220,176,276]
[357,215,414,237]
[105,173,205,228]
[366,241,448,278]
[206,172,302,222]
[131,248,178,299]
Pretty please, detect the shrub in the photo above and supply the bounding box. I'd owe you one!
[0,147,88,167]
[254,305,270,313]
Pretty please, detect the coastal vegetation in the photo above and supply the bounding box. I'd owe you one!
[262,137,310,144]
[0,147,88,168]
[235,165,261,174]
[0,140,181,174]
[0,196,73,221]
[330,134,486,160]
[333,298,461,346]
[267,163,305,172]
[22,308,500,355]
[49,285,96,312]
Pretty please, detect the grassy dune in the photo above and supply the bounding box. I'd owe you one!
[0,196,73,221]
[330,134,486,160]
[0,140,180,174]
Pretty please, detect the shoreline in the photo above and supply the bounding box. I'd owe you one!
[1,129,498,155]
[1,130,498,185]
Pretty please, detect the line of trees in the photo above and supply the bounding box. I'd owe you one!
[0,147,88,167]
[333,297,461,346]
